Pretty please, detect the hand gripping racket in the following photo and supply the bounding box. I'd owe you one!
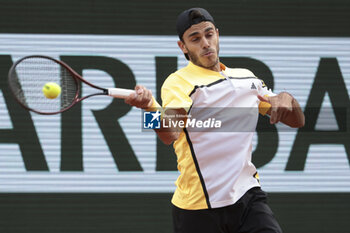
[8,55,136,115]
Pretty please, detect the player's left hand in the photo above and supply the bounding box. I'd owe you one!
[258,93,294,124]
[124,85,153,109]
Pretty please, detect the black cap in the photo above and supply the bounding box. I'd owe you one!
[176,8,215,40]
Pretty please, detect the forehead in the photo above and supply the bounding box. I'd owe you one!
[183,21,215,37]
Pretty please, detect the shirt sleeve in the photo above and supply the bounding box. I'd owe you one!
[257,79,276,115]
[258,79,276,97]
[161,74,193,112]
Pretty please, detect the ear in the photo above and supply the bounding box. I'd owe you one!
[177,40,188,54]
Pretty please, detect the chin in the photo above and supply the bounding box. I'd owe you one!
[204,58,218,68]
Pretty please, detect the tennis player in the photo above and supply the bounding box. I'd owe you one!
[125,7,304,233]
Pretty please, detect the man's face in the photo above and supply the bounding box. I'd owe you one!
[178,21,220,70]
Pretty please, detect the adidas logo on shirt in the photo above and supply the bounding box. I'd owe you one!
[251,82,257,89]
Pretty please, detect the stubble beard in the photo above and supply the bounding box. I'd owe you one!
[186,44,220,71]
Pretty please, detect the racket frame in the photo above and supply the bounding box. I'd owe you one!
[8,55,111,115]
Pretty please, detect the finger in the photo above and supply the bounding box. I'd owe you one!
[135,85,142,90]
[258,95,270,103]
[275,110,283,124]
[138,87,150,107]
[144,89,153,107]
[281,104,293,112]
[145,89,153,108]
[131,85,142,100]
[128,92,137,99]
[124,91,135,104]
[270,106,278,124]
[267,97,278,123]
[135,86,145,99]
[125,94,140,107]
[136,87,143,95]
[134,85,145,97]
[280,93,294,111]
[124,96,132,105]
[139,93,149,107]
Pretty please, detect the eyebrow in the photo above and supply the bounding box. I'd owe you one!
[187,27,215,38]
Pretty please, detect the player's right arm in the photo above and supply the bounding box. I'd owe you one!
[154,108,186,145]
[156,75,192,145]
[124,85,186,145]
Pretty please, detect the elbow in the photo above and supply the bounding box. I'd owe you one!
[157,132,179,145]
[161,137,175,145]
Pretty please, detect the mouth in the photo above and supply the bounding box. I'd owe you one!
[202,50,215,57]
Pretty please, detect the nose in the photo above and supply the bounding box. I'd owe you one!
[201,37,210,49]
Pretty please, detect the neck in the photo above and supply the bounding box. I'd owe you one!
[206,62,221,72]
[191,59,221,72]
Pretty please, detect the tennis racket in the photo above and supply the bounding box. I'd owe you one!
[8,55,136,115]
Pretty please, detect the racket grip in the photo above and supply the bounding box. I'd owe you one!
[108,88,135,99]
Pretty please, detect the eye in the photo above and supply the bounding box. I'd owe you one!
[191,37,199,42]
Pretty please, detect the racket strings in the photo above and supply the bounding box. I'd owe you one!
[60,66,78,109]
[9,57,78,114]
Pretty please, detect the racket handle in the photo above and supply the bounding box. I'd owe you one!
[108,88,135,99]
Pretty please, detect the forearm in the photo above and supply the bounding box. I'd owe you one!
[124,87,185,144]
[155,124,181,145]
[144,97,185,145]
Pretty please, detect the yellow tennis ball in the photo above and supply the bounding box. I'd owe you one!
[42,82,61,99]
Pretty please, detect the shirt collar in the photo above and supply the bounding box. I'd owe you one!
[187,61,226,77]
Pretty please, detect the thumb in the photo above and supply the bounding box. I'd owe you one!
[258,95,270,103]
[135,85,144,95]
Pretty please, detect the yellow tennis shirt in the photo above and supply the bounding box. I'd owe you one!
[161,62,275,210]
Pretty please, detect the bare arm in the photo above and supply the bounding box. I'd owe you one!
[154,108,187,145]
[258,92,305,128]
[124,85,185,145]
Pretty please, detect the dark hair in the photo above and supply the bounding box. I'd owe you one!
[176,8,215,60]
[189,10,205,28]
[184,52,190,60]
[180,9,210,42]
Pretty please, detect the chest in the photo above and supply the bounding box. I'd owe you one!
[190,78,260,108]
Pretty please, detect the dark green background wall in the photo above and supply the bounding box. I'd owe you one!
[0,0,349,232]
[1,0,350,37]
[1,193,350,233]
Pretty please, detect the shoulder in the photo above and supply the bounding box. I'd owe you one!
[160,70,194,108]
[161,71,194,98]
[162,72,183,88]
[162,66,192,89]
